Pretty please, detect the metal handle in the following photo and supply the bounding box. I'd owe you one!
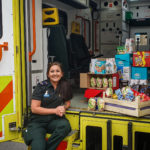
[0,42,8,61]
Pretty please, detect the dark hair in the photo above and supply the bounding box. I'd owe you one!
[47,62,73,101]
[57,79,73,102]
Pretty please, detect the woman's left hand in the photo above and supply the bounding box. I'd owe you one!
[55,105,65,117]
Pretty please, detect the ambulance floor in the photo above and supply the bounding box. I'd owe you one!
[71,88,88,109]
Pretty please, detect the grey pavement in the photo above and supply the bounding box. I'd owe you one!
[0,141,27,150]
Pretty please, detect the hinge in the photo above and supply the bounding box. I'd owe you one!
[16,46,18,53]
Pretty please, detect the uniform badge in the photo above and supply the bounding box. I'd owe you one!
[43,90,50,98]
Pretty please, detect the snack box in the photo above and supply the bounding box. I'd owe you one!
[131,67,150,80]
[80,73,119,90]
[103,96,150,117]
[94,58,106,74]
[115,54,133,67]
[133,51,150,67]
[115,54,132,80]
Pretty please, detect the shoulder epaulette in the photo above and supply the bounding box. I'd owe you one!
[39,80,48,86]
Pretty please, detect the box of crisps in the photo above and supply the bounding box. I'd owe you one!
[133,51,150,67]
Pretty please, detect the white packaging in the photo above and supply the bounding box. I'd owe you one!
[90,59,97,73]
[123,67,131,81]
[130,79,140,86]
[105,58,117,74]
[125,38,135,53]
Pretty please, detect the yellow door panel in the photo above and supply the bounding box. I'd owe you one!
[112,120,128,146]
[66,111,79,131]
[80,117,107,150]
[132,122,150,150]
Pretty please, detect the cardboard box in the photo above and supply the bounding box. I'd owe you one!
[80,73,119,90]
[115,54,133,67]
[115,54,132,80]
[131,67,150,80]
[103,97,150,117]
[133,51,150,67]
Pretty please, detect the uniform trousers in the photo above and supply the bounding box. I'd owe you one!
[28,114,71,150]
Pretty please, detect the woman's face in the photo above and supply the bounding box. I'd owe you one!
[48,65,63,83]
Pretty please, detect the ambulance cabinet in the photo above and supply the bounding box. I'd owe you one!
[80,113,107,150]
[133,121,150,150]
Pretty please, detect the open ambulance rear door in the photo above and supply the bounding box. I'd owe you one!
[0,0,26,142]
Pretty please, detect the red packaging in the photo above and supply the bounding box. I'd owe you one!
[133,51,150,67]
[112,73,119,90]
[131,89,150,101]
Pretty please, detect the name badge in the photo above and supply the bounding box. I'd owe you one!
[43,90,50,98]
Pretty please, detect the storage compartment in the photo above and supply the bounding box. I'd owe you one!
[135,132,150,150]
[113,136,123,150]
[86,126,102,150]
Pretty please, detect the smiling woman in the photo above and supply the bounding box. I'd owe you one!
[0,0,2,38]
[23,61,73,150]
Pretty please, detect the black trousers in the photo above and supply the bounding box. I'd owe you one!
[28,114,71,150]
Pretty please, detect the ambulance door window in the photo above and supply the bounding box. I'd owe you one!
[0,0,2,38]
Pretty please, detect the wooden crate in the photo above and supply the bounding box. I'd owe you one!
[103,97,150,117]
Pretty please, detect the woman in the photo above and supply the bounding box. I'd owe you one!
[24,62,73,150]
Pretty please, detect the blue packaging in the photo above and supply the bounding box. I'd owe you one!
[94,60,106,74]
[115,54,132,80]
[131,67,150,80]
[115,54,132,67]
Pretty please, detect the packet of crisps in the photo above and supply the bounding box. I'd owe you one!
[97,98,105,111]
[96,77,102,88]
[105,88,113,98]
[91,77,96,87]
[102,78,108,88]
[115,89,123,100]
[88,98,96,111]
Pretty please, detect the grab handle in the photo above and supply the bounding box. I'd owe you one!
[29,0,36,61]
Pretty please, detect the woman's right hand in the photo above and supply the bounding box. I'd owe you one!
[55,106,65,117]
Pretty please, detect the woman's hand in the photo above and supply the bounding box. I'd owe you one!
[55,106,65,117]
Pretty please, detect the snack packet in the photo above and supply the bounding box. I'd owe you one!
[105,88,113,98]
[102,78,108,88]
[91,77,96,87]
[88,98,96,111]
[96,77,102,88]
[115,89,123,100]
[97,98,105,111]
[125,89,134,101]
[108,78,113,88]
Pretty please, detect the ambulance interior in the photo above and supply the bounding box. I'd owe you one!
[25,0,150,110]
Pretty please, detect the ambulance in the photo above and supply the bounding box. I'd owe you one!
[1,0,150,150]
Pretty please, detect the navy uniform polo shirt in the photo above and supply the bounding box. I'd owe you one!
[32,80,64,108]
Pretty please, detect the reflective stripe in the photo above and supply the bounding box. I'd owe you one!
[0,76,13,138]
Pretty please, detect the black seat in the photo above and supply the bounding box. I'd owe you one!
[69,33,91,73]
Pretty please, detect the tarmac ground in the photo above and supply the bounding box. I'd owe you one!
[0,141,27,150]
